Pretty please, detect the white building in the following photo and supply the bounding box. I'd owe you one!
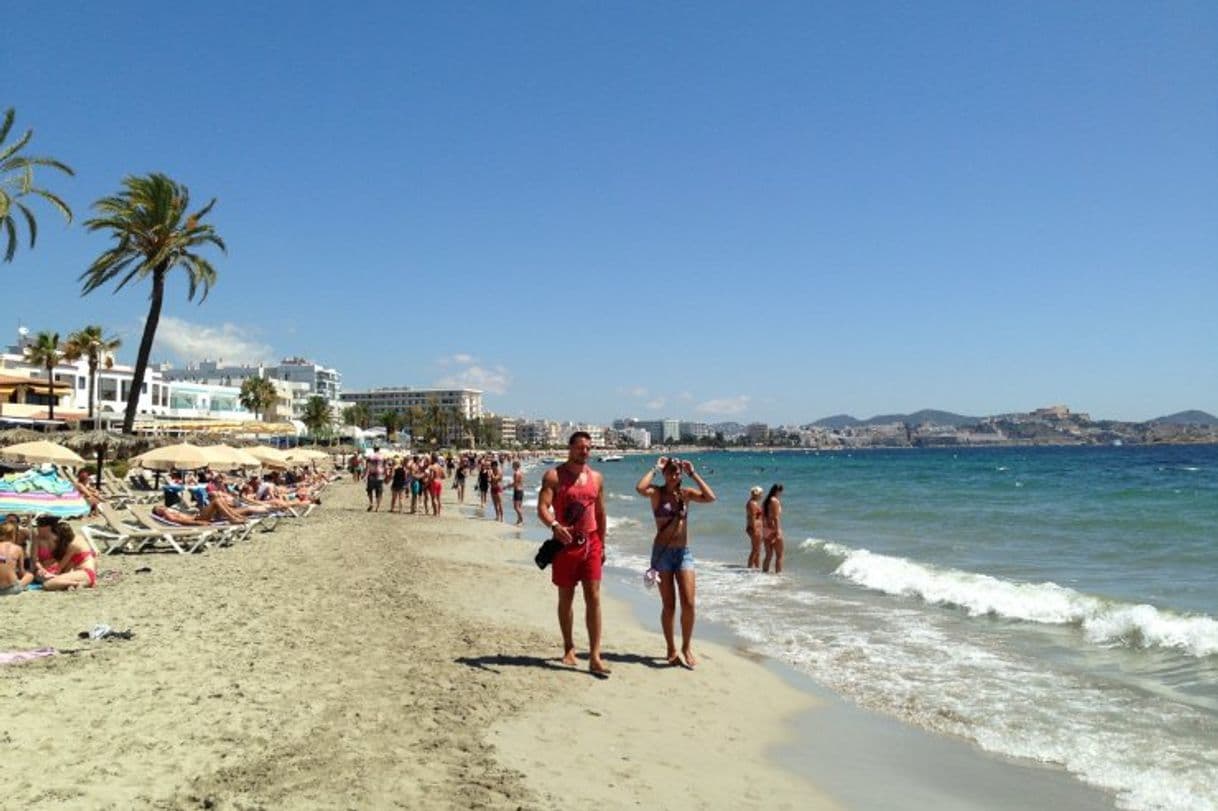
[0,329,277,431]
[161,356,343,421]
[620,426,652,448]
[340,387,484,421]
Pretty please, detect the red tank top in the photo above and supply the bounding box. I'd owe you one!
[553,465,600,538]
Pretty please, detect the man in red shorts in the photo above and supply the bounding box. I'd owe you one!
[537,431,609,676]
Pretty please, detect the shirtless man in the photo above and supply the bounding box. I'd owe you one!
[537,431,610,676]
[428,454,446,516]
[745,486,764,569]
[365,447,385,512]
[0,522,33,596]
[511,460,525,526]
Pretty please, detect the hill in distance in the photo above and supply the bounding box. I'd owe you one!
[1150,410,1218,427]
[812,409,980,429]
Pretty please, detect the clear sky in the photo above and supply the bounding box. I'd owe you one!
[4,2,1215,424]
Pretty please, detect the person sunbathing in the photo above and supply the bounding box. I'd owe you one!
[33,518,98,591]
[152,499,248,526]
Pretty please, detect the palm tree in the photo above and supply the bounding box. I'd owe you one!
[405,405,426,446]
[378,410,401,440]
[22,331,62,421]
[239,376,277,420]
[80,173,225,433]
[343,402,371,430]
[63,325,121,422]
[302,396,332,443]
[1,108,74,263]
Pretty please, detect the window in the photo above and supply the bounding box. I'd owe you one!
[100,378,119,402]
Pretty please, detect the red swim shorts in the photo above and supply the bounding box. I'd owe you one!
[430,480,442,496]
[551,534,603,588]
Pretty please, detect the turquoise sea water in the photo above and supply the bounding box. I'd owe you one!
[564,446,1218,811]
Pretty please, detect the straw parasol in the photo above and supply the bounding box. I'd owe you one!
[0,439,86,466]
[129,442,214,471]
[63,429,152,477]
[0,428,49,447]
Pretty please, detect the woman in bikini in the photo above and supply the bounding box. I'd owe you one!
[762,483,785,574]
[489,460,505,522]
[745,485,764,569]
[33,519,99,590]
[635,456,716,668]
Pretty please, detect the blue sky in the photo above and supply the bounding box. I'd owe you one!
[4,2,1215,424]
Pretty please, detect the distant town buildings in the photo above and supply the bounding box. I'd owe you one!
[339,387,484,421]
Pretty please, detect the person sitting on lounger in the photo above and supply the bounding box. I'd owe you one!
[33,517,98,590]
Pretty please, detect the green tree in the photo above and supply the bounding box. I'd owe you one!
[378,410,401,439]
[405,405,426,446]
[0,108,74,263]
[425,398,444,447]
[302,396,332,442]
[239,376,277,420]
[22,330,62,421]
[343,402,371,430]
[61,323,119,423]
[63,325,121,422]
[80,173,225,433]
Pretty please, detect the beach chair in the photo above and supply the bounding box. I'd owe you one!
[125,503,260,546]
[102,469,159,504]
[81,502,217,555]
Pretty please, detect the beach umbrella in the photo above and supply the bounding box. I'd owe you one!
[284,448,328,463]
[63,429,152,479]
[203,444,262,471]
[0,440,86,467]
[0,466,90,520]
[246,445,291,469]
[130,442,213,471]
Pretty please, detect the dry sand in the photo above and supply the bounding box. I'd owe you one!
[3,480,834,810]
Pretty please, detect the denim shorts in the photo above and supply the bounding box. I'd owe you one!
[651,544,694,573]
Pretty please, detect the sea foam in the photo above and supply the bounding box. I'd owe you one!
[803,539,1218,658]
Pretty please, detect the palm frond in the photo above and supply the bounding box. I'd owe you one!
[18,155,75,176]
[16,201,36,248]
[0,109,13,145]
[0,127,32,164]
[3,217,16,262]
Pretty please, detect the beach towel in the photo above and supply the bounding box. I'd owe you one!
[0,647,57,666]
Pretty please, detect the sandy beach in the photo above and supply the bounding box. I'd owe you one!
[4,480,835,809]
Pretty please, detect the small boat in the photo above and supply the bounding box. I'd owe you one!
[598,454,624,462]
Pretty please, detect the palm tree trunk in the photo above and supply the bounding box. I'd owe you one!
[46,361,56,421]
[123,267,166,434]
[87,357,97,422]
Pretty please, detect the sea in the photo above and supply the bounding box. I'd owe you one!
[565,445,1217,811]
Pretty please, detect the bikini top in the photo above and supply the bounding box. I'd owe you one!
[653,491,687,520]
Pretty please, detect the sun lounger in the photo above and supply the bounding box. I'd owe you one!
[81,502,217,555]
[125,503,266,545]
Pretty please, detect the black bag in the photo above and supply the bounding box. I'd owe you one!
[534,537,563,569]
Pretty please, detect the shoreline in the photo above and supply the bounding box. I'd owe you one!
[3,482,1118,808]
[484,504,1117,811]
